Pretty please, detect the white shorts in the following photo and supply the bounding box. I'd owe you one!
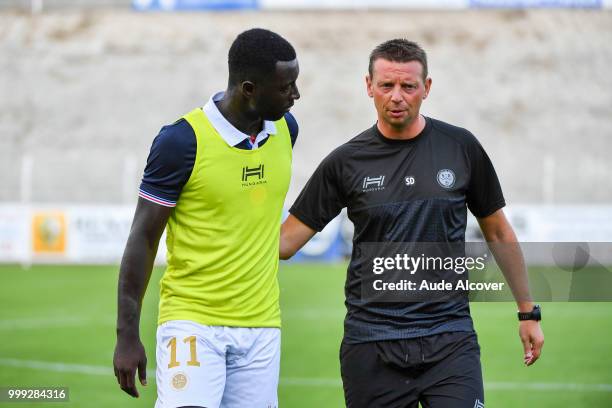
[154,320,280,408]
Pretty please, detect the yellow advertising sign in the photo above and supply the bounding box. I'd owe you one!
[32,212,67,254]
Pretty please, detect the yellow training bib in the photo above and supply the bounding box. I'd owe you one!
[158,108,292,328]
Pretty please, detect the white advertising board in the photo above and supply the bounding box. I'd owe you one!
[0,204,610,264]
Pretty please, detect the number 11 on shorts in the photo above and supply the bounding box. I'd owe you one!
[167,336,201,368]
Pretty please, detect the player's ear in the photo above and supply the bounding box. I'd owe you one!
[423,77,432,100]
[241,81,255,98]
[366,74,373,98]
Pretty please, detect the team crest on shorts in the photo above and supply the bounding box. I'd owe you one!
[171,372,188,391]
[437,169,456,189]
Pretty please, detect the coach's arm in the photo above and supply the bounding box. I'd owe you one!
[113,198,172,398]
[280,214,317,260]
[477,209,544,366]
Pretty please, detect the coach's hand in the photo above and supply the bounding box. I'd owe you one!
[113,336,148,398]
[519,320,544,366]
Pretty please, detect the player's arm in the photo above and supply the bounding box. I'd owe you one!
[280,146,346,260]
[477,209,544,366]
[113,119,192,397]
[280,214,316,260]
[114,198,171,397]
[278,111,308,259]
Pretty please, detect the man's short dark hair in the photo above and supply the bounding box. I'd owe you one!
[368,39,428,81]
[228,28,296,85]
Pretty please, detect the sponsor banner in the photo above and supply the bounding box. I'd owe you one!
[502,205,612,242]
[31,211,67,256]
[260,0,606,8]
[0,205,168,265]
[0,204,611,264]
[0,206,29,263]
[132,0,258,10]
[470,0,601,7]
[66,206,132,263]
[63,206,168,264]
[260,0,467,9]
[133,0,609,9]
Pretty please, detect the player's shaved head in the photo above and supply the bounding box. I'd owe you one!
[369,39,428,81]
[228,28,296,86]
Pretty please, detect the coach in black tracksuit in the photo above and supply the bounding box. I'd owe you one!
[280,39,544,408]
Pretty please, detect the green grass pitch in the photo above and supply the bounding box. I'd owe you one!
[1,264,611,407]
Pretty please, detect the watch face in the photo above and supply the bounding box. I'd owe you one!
[533,305,542,320]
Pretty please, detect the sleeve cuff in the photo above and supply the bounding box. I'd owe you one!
[289,207,324,232]
[471,199,506,218]
[138,188,177,208]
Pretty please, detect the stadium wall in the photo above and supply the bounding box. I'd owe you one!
[1,10,611,206]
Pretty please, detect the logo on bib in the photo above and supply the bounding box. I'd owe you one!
[437,169,455,189]
[242,164,267,187]
[242,164,265,181]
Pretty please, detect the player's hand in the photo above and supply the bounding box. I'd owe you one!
[113,336,147,398]
[519,320,544,366]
